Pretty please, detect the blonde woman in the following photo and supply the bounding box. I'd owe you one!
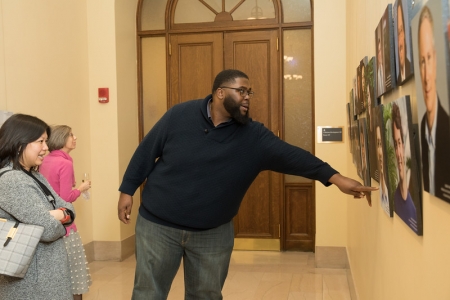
[40,125,92,300]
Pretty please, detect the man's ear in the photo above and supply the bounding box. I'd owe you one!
[216,88,225,100]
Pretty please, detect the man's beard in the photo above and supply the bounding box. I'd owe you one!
[223,95,250,125]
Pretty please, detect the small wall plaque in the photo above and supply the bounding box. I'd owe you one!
[317,126,344,143]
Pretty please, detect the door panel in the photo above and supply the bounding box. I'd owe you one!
[169,33,223,106]
[284,184,315,251]
[224,30,281,244]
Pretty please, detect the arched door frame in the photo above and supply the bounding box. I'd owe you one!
[135,0,314,139]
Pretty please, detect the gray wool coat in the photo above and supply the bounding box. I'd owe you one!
[0,166,75,300]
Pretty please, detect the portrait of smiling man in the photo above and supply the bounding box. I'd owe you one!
[412,3,450,202]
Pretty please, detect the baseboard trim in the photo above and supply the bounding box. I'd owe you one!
[83,240,95,263]
[83,235,135,262]
[315,246,357,299]
[315,246,349,268]
[346,265,358,300]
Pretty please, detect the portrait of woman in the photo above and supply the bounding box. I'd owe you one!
[384,97,423,234]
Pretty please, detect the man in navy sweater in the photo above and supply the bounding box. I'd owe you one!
[118,69,377,300]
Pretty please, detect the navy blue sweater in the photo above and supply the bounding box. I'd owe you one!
[119,95,338,230]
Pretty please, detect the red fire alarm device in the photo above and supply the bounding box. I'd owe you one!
[98,88,109,103]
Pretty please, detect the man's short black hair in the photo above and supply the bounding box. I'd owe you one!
[212,69,249,94]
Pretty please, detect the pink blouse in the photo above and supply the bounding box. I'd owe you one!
[40,149,79,235]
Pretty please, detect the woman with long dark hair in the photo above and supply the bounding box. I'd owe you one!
[0,114,75,299]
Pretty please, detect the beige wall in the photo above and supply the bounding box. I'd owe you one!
[84,0,139,243]
[314,1,349,247]
[346,0,450,299]
[0,0,95,242]
[0,0,139,248]
[0,0,351,251]
[114,0,141,240]
[4,2,449,298]
[0,0,359,254]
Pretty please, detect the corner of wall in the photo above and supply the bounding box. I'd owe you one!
[84,234,135,262]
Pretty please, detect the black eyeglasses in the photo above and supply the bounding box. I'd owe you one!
[220,86,254,98]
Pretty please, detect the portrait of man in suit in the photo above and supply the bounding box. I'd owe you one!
[391,103,418,233]
[417,6,450,201]
[396,0,412,84]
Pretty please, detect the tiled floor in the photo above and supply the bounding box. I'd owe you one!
[84,251,352,300]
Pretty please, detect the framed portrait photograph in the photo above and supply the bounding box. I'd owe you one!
[394,0,414,85]
[352,77,358,118]
[355,65,362,115]
[356,57,368,115]
[365,57,377,135]
[358,118,371,186]
[383,96,423,235]
[349,88,356,122]
[371,105,393,217]
[411,0,450,203]
[375,4,396,98]
[367,56,378,109]
[352,117,362,176]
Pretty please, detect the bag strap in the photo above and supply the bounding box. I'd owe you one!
[0,169,56,209]
[0,170,12,178]
[22,169,56,209]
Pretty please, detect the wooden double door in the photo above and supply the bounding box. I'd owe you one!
[169,29,282,249]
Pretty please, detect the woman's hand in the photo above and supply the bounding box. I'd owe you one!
[49,208,73,225]
[77,180,91,193]
[49,209,65,221]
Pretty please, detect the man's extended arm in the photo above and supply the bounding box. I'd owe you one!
[329,173,378,206]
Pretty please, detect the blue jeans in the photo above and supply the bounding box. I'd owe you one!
[132,214,234,300]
